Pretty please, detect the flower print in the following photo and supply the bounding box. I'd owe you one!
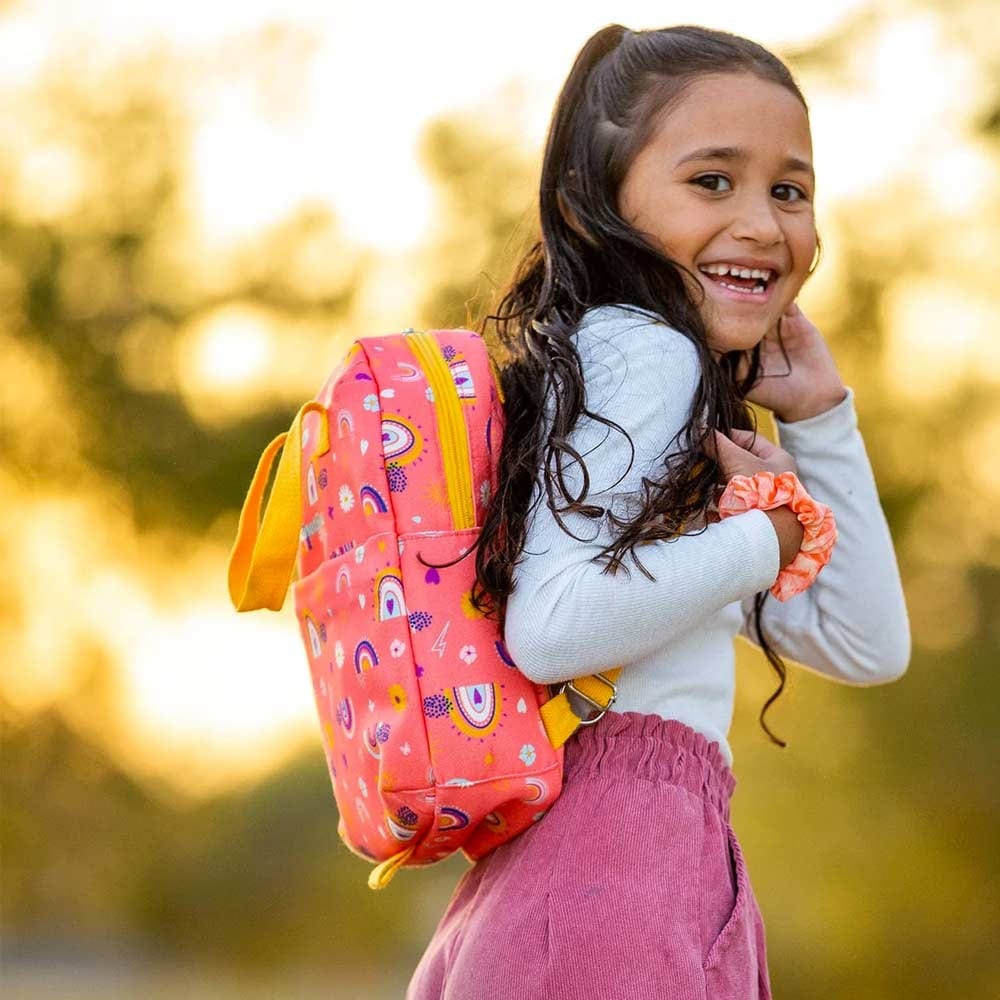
[362,393,380,412]
[479,480,491,507]
[339,485,355,512]
[358,776,368,798]
[519,744,537,767]
[354,544,365,564]
[459,644,477,665]
[388,684,407,711]
[425,385,435,403]
[334,641,345,669]
[400,742,411,756]
[390,638,406,659]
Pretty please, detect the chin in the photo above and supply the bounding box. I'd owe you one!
[706,324,770,355]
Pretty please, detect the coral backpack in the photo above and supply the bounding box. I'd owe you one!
[227,325,621,889]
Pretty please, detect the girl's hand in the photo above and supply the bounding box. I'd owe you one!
[705,429,804,568]
[739,302,848,423]
[709,427,797,481]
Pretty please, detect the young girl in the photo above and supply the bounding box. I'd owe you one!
[407,23,909,1000]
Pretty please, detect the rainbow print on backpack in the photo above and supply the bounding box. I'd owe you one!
[227,324,621,889]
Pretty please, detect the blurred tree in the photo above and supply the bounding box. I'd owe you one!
[414,102,539,334]
[0,53,366,535]
[2,2,999,997]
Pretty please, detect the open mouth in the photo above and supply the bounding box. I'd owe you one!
[697,263,776,297]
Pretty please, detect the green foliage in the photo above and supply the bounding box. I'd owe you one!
[0,59,363,534]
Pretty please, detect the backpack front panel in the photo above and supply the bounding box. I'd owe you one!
[395,525,562,865]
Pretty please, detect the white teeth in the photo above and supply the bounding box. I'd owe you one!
[698,263,774,281]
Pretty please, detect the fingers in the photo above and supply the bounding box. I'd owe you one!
[704,428,780,477]
[705,427,762,458]
[708,428,744,457]
[723,427,775,458]
[701,427,721,460]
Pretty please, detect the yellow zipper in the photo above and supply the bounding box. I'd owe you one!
[405,330,476,530]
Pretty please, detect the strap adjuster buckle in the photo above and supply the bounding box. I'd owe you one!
[558,672,618,727]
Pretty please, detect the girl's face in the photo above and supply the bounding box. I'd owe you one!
[617,72,817,354]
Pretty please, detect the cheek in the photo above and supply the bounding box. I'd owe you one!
[792,219,818,272]
[779,223,818,298]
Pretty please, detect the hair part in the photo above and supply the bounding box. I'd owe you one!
[464,23,821,749]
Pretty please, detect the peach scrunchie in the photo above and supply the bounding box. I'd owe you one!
[717,470,838,601]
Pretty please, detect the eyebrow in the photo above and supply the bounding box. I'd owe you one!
[675,145,815,180]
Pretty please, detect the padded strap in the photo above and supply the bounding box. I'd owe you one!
[228,400,329,612]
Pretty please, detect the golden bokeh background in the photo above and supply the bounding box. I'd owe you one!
[3,1,998,997]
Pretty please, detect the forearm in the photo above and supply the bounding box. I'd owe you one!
[743,388,911,683]
[506,507,779,684]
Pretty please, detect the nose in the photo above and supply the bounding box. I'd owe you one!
[731,191,784,247]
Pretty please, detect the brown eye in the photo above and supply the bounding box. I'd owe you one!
[692,173,732,192]
[774,184,808,202]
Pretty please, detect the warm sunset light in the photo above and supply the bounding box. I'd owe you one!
[4,1,997,995]
[182,304,277,395]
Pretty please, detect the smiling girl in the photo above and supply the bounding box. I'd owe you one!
[407,24,909,1000]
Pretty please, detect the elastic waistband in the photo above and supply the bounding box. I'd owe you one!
[563,710,737,824]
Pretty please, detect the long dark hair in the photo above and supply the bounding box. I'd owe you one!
[468,24,822,748]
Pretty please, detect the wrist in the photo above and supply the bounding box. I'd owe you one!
[775,385,848,424]
[763,505,805,569]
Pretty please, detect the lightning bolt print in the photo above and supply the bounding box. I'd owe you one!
[430,619,452,657]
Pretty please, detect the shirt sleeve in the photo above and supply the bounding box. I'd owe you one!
[503,308,782,685]
[738,387,911,684]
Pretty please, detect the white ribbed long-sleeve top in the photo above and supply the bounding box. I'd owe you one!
[502,304,911,767]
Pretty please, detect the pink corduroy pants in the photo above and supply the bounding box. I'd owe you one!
[406,709,772,1000]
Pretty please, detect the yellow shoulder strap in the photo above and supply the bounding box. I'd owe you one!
[539,668,623,748]
[227,400,329,612]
